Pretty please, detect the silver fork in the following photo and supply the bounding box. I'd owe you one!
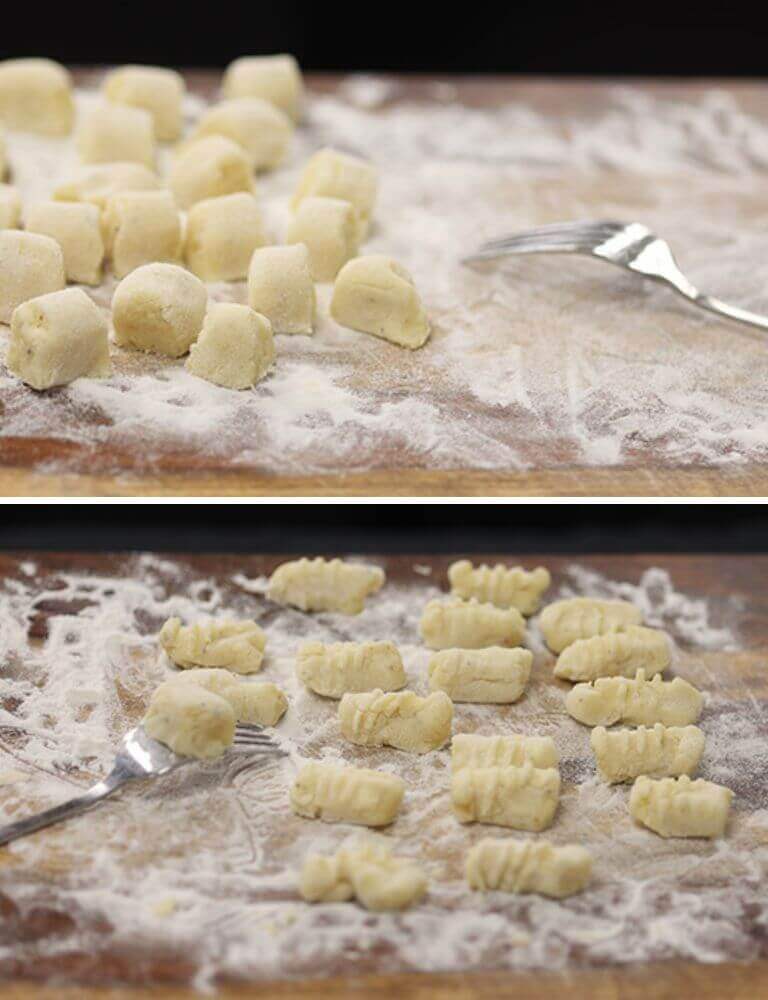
[0,723,285,847]
[465,220,768,333]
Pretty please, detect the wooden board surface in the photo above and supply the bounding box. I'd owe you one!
[2,74,768,497]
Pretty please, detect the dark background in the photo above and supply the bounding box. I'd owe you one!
[0,8,765,76]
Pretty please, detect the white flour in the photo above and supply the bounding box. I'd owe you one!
[2,77,768,474]
[0,554,765,990]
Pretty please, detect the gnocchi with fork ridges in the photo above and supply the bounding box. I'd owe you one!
[466,838,592,898]
[420,598,526,650]
[299,840,427,910]
[296,640,406,698]
[428,647,532,703]
[539,597,643,653]
[566,669,703,727]
[159,616,266,674]
[268,557,385,614]
[448,559,551,615]
[290,762,404,827]
[591,723,705,784]
[452,763,561,831]
[338,689,453,753]
[629,774,733,838]
[451,732,559,772]
[554,625,671,682]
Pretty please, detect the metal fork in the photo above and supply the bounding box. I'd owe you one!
[465,220,768,333]
[0,723,285,847]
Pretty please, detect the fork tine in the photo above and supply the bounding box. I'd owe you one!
[235,722,265,733]
[476,220,623,252]
[233,733,276,745]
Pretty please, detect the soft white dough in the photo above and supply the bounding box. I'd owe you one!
[292,148,377,239]
[103,65,185,141]
[186,303,275,389]
[286,196,358,282]
[247,244,315,334]
[184,192,266,282]
[0,230,65,325]
[7,288,110,390]
[103,190,182,279]
[169,135,253,210]
[143,680,235,759]
[25,201,105,286]
[112,262,207,357]
[77,103,156,167]
[54,162,162,210]
[0,184,22,229]
[0,59,74,135]
[189,98,292,171]
[222,55,303,122]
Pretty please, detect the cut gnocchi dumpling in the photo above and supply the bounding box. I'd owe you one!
[554,626,671,682]
[565,669,703,728]
[629,774,733,839]
[290,762,404,826]
[222,55,304,122]
[451,733,559,772]
[77,103,155,167]
[299,839,427,910]
[296,640,406,698]
[159,616,266,674]
[186,303,274,390]
[467,838,592,898]
[0,183,21,228]
[428,647,532,703]
[338,689,453,753]
[184,192,266,282]
[0,59,74,135]
[190,98,292,171]
[171,669,287,726]
[169,135,253,209]
[268,557,385,614]
[25,201,105,286]
[419,598,525,650]
[103,190,182,279]
[452,762,560,831]
[247,244,316,335]
[287,196,358,282]
[143,679,235,759]
[54,162,162,210]
[112,262,207,357]
[104,65,185,141]
[292,148,376,238]
[539,597,643,654]
[591,723,705,784]
[0,230,65,325]
[448,560,551,615]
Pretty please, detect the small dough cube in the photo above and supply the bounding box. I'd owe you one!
[222,55,303,122]
[77,103,156,167]
[190,98,292,171]
[331,255,430,349]
[143,680,235,759]
[247,243,315,334]
[54,162,162,211]
[103,190,182,279]
[0,230,65,324]
[0,183,21,229]
[0,59,74,135]
[169,135,253,210]
[7,288,110,390]
[25,201,105,286]
[287,196,358,282]
[184,192,266,282]
[112,262,207,357]
[186,303,274,389]
[104,65,185,141]
[292,148,377,239]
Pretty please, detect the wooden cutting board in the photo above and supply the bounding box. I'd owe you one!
[2,74,768,497]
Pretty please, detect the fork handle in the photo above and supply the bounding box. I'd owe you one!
[688,292,768,333]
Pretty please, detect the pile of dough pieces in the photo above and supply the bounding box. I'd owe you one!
[141,555,734,914]
[0,56,431,393]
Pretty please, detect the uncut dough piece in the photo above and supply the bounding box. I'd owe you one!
[104,65,184,141]
[338,689,453,754]
[77,104,155,167]
[112,263,207,357]
[452,763,561,831]
[186,303,274,390]
[0,59,74,135]
[540,597,643,654]
[190,98,292,171]
[591,723,705,783]
[286,196,358,282]
[296,640,406,698]
[467,839,592,898]
[0,231,65,325]
[184,192,266,282]
[629,774,733,838]
[451,733,559,772]
[300,840,427,911]
[143,679,235,759]
[566,669,703,727]
[169,136,253,210]
[159,616,266,674]
[25,201,104,285]
[554,625,671,682]
[7,288,110,390]
[103,190,182,279]
[428,647,532,703]
[292,148,377,238]
[448,560,551,615]
[290,762,404,826]
[0,184,22,229]
[172,669,287,726]
[247,244,315,334]
[54,163,161,211]
[331,255,430,350]
[420,598,525,650]
[222,55,304,121]
[268,557,384,614]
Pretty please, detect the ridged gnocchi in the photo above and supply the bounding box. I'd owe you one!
[591,723,705,783]
[448,560,551,615]
[159,617,266,674]
[268,557,385,615]
[451,763,560,831]
[299,840,427,910]
[296,640,406,698]
[629,774,733,838]
[428,647,532,703]
[466,838,592,898]
[290,762,404,826]
[539,597,643,653]
[554,626,670,682]
[172,669,288,727]
[419,598,525,650]
[566,669,703,728]
[451,733,559,772]
[338,689,453,753]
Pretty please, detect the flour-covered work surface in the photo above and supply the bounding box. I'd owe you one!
[0,552,766,990]
[2,74,768,484]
